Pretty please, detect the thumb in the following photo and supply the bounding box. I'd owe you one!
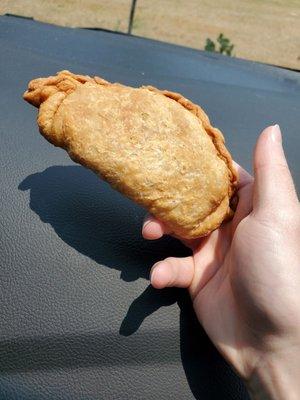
[253,125,298,213]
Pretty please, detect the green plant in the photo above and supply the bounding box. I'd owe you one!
[204,38,216,52]
[204,33,234,56]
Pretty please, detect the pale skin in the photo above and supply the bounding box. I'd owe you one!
[142,125,300,400]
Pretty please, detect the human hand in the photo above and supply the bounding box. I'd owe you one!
[142,125,300,399]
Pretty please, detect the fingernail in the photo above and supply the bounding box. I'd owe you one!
[143,220,152,230]
[271,124,282,143]
[150,262,160,281]
[143,218,152,227]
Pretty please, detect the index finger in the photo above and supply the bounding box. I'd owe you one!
[232,160,253,189]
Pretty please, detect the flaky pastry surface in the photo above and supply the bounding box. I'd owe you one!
[24,70,237,239]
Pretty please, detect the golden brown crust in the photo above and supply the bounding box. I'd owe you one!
[23,70,238,239]
[24,70,109,108]
[144,86,238,207]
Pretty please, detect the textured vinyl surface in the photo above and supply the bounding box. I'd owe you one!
[1,14,300,400]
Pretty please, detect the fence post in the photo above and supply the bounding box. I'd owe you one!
[128,0,137,35]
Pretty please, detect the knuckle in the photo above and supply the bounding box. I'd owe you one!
[256,205,300,234]
[270,207,300,231]
[256,161,287,174]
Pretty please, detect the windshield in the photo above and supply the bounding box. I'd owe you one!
[1,0,299,70]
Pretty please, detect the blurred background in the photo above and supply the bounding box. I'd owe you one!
[1,0,299,70]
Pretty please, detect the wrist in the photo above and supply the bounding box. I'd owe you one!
[246,346,300,400]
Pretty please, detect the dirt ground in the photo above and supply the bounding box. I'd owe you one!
[1,0,300,70]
